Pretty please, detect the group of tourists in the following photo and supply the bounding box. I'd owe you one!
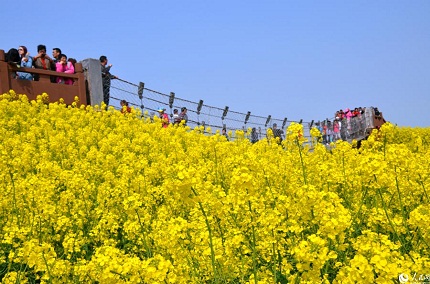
[314,106,384,144]
[334,107,365,120]
[157,107,188,128]
[5,44,118,109]
[5,45,77,84]
[5,46,385,146]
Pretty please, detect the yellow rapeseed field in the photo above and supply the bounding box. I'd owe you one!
[1,90,429,283]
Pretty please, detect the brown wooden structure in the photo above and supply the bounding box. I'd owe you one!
[0,49,87,105]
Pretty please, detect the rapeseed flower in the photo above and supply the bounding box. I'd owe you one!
[0,91,430,283]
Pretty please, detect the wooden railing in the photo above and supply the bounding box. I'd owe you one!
[0,49,87,105]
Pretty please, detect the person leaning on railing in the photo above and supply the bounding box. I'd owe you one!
[32,44,54,81]
[17,46,33,80]
[5,48,20,79]
[55,54,75,85]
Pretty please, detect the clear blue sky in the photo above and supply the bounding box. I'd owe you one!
[3,0,429,127]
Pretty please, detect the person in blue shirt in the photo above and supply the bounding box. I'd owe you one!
[17,46,33,80]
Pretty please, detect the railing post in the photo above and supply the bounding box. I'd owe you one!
[244,111,251,125]
[138,82,145,114]
[197,100,203,115]
[265,115,271,127]
[0,50,11,95]
[169,92,175,118]
[80,58,103,106]
[74,63,87,105]
[222,106,229,120]
[282,117,288,129]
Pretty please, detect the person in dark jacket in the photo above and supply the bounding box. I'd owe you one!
[251,127,259,143]
[178,107,188,125]
[272,123,283,144]
[5,48,20,79]
[100,55,117,108]
[32,44,55,81]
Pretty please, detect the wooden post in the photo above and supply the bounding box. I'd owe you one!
[0,50,11,95]
[74,63,87,105]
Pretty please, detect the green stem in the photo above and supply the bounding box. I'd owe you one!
[341,154,347,186]
[376,186,406,250]
[383,132,387,159]
[394,167,409,231]
[296,138,307,185]
[135,209,153,258]
[9,170,20,226]
[418,174,429,202]
[348,184,369,232]
[191,187,217,282]
[41,251,53,284]
[248,201,258,284]
[272,229,277,283]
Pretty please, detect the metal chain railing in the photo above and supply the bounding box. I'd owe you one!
[109,78,313,140]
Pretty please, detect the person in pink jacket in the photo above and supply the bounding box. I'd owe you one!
[344,108,353,119]
[56,54,75,85]
[333,119,340,141]
[344,108,353,132]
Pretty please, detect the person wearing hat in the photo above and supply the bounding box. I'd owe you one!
[178,107,188,125]
[158,108,170,128]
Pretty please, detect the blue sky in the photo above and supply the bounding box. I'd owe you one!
[3,0,429,127]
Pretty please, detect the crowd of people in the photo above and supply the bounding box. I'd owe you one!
[4,44,118,108]
[119,103,383,145]
[5,45,77,83]
[154,106,188,128]
[314,106,384,144]
[4,46,385,145]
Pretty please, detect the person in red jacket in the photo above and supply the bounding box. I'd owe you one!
[120,100,131,113]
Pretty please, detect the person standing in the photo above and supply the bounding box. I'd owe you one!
[55,54,75,85]
[272,123,283,144]
[52,48,62,64]
[222,128,229,141]
[5,48,20,79]
[33,44,54,81]
[251,127,259,143]
[173,109,181,124]
[33,44,53,70]
[333,119,340,141]
[178,107,188,125]
[158,108,170,128]
[17,46,33,80]
[100,55,117,108]
[120,100,131,113]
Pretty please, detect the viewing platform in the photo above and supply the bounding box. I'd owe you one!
[0,49,87,105]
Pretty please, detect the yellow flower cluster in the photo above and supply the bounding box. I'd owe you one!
[1,90,430,283]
